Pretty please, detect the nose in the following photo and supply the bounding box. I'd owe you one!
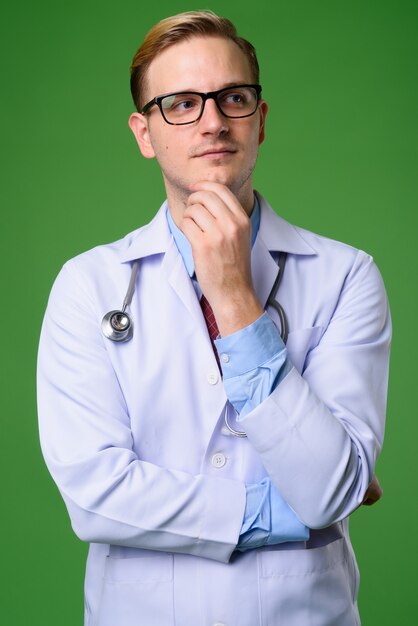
[198,97,229,135]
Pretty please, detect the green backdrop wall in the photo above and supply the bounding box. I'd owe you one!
[1,0,416,623]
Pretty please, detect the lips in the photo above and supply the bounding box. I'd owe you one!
[193,146,237,158]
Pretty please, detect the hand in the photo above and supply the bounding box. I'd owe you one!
[362,475,383,506]
[180,181,264,336]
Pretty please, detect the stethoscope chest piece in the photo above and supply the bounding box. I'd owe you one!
[101,310,133,342]
[102,260,139,343]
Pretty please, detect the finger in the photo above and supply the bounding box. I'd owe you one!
[187,189,250,241]
[361,484,383,506]
[184,202,218,234]
[367,476,383,498]
[362,499,376,506]
[190,181,248,218]
[362,495,382,506]
[187,190,233,221]
[373,475,383,493]
[179,214,204,243]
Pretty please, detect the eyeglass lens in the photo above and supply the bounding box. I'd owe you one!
[160,86,258,123]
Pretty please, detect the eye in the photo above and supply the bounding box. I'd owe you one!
[162,94,201,112]
[225,93,245,104]
[174,99,197,111]
[219,89,252,108]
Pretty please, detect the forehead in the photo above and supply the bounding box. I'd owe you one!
[145,36,254,96]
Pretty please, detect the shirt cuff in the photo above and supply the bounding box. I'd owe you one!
[240,479,271,534]
[237,478,310,551]
[214,312,286,378]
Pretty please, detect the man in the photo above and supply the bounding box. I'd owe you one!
[37,10,391,626]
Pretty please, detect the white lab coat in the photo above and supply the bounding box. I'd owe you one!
[37,193,391,626]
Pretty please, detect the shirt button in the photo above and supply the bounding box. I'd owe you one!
[213,622,227,626]
[211,453,226,468]
[207,370,219,385]
[220,353,230,363]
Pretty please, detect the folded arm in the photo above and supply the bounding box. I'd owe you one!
[37,261,246,564]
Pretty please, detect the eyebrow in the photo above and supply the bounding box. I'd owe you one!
[168,81,252,93]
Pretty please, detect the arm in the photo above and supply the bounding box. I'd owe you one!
[238,250,391,528]
[37,261,246,563]
[181,182,390,530]
[215,310,384,510]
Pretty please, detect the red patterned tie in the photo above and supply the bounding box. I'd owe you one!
[200,294,222,373]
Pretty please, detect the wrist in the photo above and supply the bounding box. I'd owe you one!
[212,290,264,337]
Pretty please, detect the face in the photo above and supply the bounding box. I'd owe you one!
[129,36,268,214]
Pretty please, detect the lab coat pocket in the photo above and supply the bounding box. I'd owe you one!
[285,325,324,373]
[97,553,174,626]
[259,538,359,626]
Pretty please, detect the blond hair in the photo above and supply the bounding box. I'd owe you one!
[130,10,260,111]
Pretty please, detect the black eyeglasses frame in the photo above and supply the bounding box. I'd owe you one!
[140,84,262,126]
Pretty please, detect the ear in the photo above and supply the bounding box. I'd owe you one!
[128,112,156,159]
[258,100,268,145]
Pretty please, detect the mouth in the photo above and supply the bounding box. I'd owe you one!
[193,146,237,159]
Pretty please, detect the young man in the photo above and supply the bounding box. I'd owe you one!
[37,11,391,626]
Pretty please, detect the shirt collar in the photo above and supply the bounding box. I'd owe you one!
[166,195,261,277]
[118,192,316,263]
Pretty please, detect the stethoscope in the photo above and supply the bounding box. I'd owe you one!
[101,261,139,342]
[101,252,288,436]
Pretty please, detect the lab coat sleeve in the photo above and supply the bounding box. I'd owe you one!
[238,250,391,529]
[37,261,246,563]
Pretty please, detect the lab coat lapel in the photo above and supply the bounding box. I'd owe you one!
[162,239,228,442]
[162,238,209,336]
[255,192,316,256]
[120,200,209,334]
[251,236,282,309]
[252,193,317,309]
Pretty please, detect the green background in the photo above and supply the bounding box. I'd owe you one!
[1,0,416,623]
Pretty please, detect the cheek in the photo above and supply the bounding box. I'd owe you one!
[150,135,174,160]
[156,135,181,155]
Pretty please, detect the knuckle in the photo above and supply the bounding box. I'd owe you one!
[213,230,224,246]
[229,224,240,240]
[229,219,246,240]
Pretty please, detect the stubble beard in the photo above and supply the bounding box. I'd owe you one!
[162,154,258,216]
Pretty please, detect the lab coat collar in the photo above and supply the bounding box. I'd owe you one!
[255,192,316,255]
[119,200,172,263]
[119,192,316,263]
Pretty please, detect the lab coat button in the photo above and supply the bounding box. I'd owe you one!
[207,370,219,385]
[213,623,227,626]
[220,353,229,363]
[211,453,226,468]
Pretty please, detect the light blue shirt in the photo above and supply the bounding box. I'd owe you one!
[166,196,309,549]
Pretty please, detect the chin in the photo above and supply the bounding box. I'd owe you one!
[199,167,233,186]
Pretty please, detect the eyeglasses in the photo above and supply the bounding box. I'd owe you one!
[141,84,262,125]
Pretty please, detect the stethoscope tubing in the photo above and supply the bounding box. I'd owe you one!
[122,260,139,312]
[266,251,288,344]
[102,253,288,437]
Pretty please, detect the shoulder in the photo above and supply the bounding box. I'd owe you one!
[44,205,168,316]
[257,192,367,268]
[57,200,170,282]
[257,193,389,313]
[65,228,140,273]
